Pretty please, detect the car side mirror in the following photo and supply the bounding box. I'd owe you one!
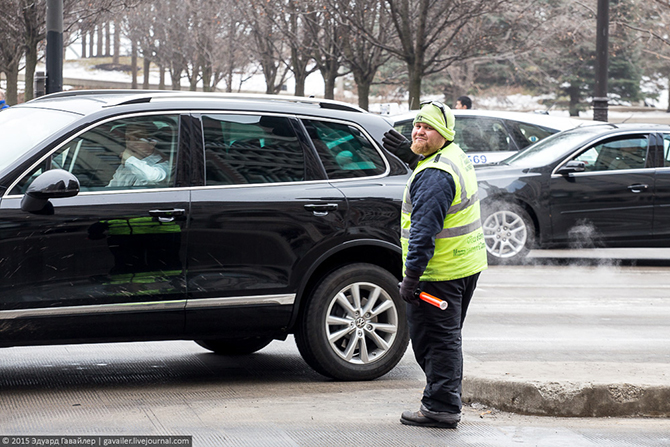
[21,169,80,214]
[556,161,586,175]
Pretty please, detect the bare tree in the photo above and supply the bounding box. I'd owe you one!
[253,0,319,96]
[302,0,349,100]
[0,0,24,104]
[239,0,291,94]
[327,0,392,109]
[372,0,509,109]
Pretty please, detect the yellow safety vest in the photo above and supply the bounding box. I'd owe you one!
[401,143,487,281]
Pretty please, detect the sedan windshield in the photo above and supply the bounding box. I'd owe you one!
[501,125,607,167]
[0,107,79,172]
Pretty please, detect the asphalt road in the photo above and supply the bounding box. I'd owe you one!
[1,250,669,446]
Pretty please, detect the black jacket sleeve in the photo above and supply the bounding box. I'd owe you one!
[404,167,456,275]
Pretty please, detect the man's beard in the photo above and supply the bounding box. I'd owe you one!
[411,140,440,156]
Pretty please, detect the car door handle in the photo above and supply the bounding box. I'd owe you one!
[627,184,648,193]
[304,203,338,216]
[149,208,186,223]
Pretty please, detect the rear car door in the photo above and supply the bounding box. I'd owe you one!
[0,113,188,345]
[184,113,347,338]
[549,133,655,244]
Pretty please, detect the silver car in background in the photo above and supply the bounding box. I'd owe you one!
[389,109,598,165]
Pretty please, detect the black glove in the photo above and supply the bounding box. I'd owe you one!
[382,129,422,169]
[398,269,422,306]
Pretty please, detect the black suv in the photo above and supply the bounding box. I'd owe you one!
[0,91,410,380]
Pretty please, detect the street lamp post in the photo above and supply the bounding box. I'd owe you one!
[46,0,63,94]
[593,0,609,122]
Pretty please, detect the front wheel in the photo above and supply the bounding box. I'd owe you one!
[482,204,535,264]
[295,263,409,381]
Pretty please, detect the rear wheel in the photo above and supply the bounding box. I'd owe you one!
[482,203,535,264]
[195,337,273,356]
[295,263,409,381]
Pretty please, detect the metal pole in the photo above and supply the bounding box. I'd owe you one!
[593,0,609,122]
[46,0,63,94]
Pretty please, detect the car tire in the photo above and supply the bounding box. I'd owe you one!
[195,337,273,356]
[482,203,535,265]
[295,263,409,381]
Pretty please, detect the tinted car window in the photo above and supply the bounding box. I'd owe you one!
[203,114,305,185]
[302,119,385,179]
[11,115,179,194]
[574,136,649,171]
[507,121,558,149]
[663,134,670,167]
[455,117,512,153]
[395,116,513,153]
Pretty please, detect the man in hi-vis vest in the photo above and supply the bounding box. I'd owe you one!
[384,101,487,429]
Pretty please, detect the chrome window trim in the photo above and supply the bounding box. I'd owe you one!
[0,294,295,320]
[4,108,394,198]
[199,110,391,181]
[3,111,184,199]
[293,113,391,177]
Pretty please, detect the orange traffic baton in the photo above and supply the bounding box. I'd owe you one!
[416,290,448,310]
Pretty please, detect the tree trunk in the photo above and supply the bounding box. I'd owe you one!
[407,65,422,110]
[567,86,580,117]
[113,21,120,64]
[294,72,307,97]
[158,64,165,90]
[96,25,103,57]
[143,58,151,89]
[24,42,38,102]
[4,65,19,105]
[89,30,94,59]
[202,63,212,92]
[104,22,111,56]
[357,80,371,111]
[81,32,87,58]
[131,41,138,89]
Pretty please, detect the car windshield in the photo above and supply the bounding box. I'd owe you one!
[500,126,607,167]
[0,107,79,172]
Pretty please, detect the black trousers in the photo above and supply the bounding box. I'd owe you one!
[407,272,481,414]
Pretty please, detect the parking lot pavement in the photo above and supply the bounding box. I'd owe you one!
[1,340,669,446]
[464,255,670,417]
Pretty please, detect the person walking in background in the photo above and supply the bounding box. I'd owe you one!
[389,101,487,429]
[455,96,472,109]
[0,89,9,110]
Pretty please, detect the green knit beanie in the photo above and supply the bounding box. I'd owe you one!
[413,102,455,141]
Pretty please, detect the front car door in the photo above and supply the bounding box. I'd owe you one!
[0,113,189,345]
[185,112,348,339]
[549,133,655,245]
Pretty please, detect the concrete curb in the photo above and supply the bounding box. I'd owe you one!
[462,377,670,417]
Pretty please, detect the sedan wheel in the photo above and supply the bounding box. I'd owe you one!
[482,205,534,264]
[296,263,409,381]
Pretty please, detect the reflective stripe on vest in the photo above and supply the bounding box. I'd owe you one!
[401,143,487,281]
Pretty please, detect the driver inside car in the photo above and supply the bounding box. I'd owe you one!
[108,122,170,187]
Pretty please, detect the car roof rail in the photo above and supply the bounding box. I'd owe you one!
[29,89,167,102]
[143,92,366,113]
[30,89,366,113]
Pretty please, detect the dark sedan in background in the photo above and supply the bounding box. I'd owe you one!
[476,123,670,263]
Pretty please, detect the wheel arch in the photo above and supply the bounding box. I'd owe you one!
[288,240,402,332]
